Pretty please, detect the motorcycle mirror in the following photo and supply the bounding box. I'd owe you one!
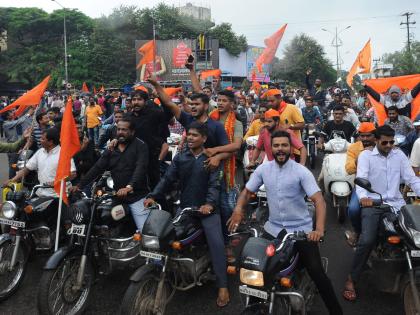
[106,177,114,190]
[354,177,375,193]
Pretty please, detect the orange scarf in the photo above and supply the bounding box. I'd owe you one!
[277,101,287,115]
[209,110,236,190]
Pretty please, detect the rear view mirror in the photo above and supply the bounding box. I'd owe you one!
[354,177,375,193]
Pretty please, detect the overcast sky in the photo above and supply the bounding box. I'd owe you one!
[2,0,419,69]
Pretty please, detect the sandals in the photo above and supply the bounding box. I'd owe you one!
[216,289,230,308]
[343,280,357,301]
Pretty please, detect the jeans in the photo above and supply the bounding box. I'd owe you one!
[262,231,343,315]
[88,127,99,145]
[348,190,361,233]
[128,198,149,232]
[350,207,384,281]
[219,180,238,241]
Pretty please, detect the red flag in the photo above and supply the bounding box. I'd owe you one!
[99,85,105,93]
[256,24,287,73]
[201,69,222,80]
[82,82,89,93]
[346,39,372,88]
[54,97,81,204]
[0,75,50,114]
[364,74,420,122]
[136,40,156,69]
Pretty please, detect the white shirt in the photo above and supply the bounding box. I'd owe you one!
[26,145,76,197]
[329,108,360,128]
[410,138,420,168]
[295,97,306,111]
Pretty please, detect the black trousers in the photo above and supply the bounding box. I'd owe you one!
[148,150,161,191]
[262,231,343,315]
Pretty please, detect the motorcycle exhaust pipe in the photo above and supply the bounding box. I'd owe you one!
[73,254,87,291]
[9,235,21,270]
[405,251,420,313]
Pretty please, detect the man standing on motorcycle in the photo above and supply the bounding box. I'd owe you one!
[343,125,420,301]
[344,122,376,247]
[70,117,150,232]
[247,109,307,167]
[228,130,343,315]
[143,121,230,308]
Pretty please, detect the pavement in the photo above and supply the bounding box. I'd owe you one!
[0,153,403,315]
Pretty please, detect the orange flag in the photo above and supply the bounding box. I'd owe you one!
[54,97,81,204]
[82,82,89,93]
[136,40,155,69]
[93,86,97,94]
[99,85,105,93]
[364,74,420,124]
[0,75,50,114]
[256,24,287,73]
[201,69,222,80]
[164,87,182,96]
[346,39,372,88]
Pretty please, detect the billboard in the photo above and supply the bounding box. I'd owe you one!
[135,39,219,82]
[246,46,270,82]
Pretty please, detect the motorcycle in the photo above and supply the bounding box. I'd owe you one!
[303,124,319,169]
[0,183,61,301]
[237,230,326,314]
[354,177,420,315]
[37,173,142,315]
[320,131,354,223]
[120,206,217,315]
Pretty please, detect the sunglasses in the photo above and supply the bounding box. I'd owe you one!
[380,140,395,146]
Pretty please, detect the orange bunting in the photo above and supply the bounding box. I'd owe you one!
[256,24,287,73]
[136,40,155,69]
[82,82,89,93]
[201,69,222,80]
[54,97,81,204]
[0,75,51,115]
[346,39,372,88]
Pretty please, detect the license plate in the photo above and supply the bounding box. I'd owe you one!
[0,217,25,228]
[239,285,268,300]
[257,191,266,198]
[140,250,165,260]
[407,192,417,197]
[68,224,85,236]
[411,250,420,257]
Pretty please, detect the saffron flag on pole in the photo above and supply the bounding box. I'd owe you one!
[364,74,420,125]
[0,75,51,114]
[93,86,97,94]
[255,24,287,73]
[136,40,156,69]
[82,82,89,93]
[54,97,81,204]
[346,39,372,88]
[200,69,222,80]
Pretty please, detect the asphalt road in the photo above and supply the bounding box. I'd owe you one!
[0,153,404,315]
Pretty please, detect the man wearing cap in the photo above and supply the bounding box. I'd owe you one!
[401,118,420,156]
[247,109,306,168]
[364,81,420,115]
[384,106,414,137]
[344,122,376,247]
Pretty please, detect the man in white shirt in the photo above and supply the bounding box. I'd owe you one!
[411,137,420,174]
[7,128,76,197]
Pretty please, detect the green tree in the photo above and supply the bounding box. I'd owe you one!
[271,34,336,86]
[208,23,247,56]
[382,41,420,76]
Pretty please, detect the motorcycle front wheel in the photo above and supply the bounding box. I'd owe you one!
[37,254,93,315]
[0,239,28,301]
[121,269,173,315]
[403,281,420,315]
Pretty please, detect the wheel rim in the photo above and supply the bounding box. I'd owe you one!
[0,241,25,297]
[132,275,171,315]
[47,256,91,315]
[404,283,420,315]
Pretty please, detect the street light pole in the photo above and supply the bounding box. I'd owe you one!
[51,0,68,91]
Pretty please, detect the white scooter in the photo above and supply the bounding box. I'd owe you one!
[321,132,355,223]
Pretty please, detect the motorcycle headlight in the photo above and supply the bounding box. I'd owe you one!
[2,201,17,219]
[106,177,114,190]
[409,228,420,248]
[240,268,264,287]
[142,235,160,250]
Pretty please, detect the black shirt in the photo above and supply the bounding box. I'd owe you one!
[149,150,221,210]
[323,120,356,142]
[79,137,149,203]
[73,140,99,179]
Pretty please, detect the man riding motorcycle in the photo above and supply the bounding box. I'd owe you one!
[343,125,420,301]
[228,130,343,315]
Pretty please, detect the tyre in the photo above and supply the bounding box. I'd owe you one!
[37,254,93,315]
[0,239,29,301]
[121,269,173,315]
[403,281,420,315]
[309,153,316,169]
[337,206,346,224]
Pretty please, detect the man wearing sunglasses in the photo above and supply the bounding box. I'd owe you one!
[343,125,420,301]
[243,105,267,140]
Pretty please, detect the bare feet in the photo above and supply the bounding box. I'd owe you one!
[216,288,230,308]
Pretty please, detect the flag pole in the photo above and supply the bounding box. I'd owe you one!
[55,179,65,252]
[152,18,157,78]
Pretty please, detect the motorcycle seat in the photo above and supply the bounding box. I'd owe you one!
[400,205,420,231]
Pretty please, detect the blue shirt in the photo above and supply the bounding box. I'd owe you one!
[302,107,323,124]
[246,159,320,237]
[178,111,228,148]
[356,147,420,212]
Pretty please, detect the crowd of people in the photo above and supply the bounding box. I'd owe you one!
[1,59,420,313]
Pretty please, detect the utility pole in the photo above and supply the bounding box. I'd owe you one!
[400,12,416,53]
